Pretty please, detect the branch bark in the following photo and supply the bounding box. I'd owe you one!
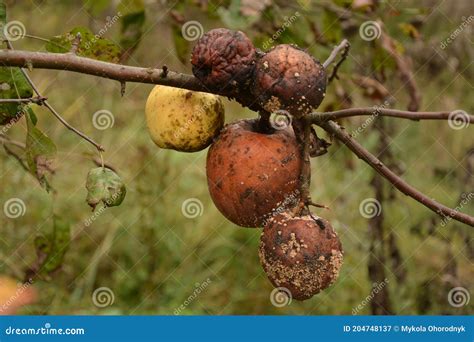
[0,49,206,92]
[1,47,472,226]
[310,108,474,123]
[319,120,474,227]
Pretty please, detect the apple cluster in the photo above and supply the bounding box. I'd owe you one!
[144,28,342,301]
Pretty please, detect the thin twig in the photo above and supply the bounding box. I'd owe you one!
[299,119,312,205]
[0,96,47,105]
[310,108,474,123]
[70,33,82,55]
[326,40,351,83]
[319,120,474,227]
[5,41,104,152]
[323,39,350,69]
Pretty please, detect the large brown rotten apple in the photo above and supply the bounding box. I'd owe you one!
[206,119,302,227]
[259,212,343,300]
[253,44,327,117]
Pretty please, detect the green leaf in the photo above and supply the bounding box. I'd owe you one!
[0,67,33,125]
[34,215,71,276]
[172,24,189,64]
[45,27,122,63]
[86,167,126,211]
[25,108,57,191]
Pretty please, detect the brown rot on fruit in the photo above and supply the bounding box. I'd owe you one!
[206,119,302,227]
[253,44,327,117]
[191,28,257,90]
[259,212,343,300]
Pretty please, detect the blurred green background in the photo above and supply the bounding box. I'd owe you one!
[0,0,472,315]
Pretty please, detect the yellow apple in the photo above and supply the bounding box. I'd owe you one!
[145,85,225,152]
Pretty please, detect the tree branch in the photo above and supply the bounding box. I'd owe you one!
[4,42,104,152]
[323,39,350,69]
[0,49,206,92]
[319,120,474,227]
[0,96,47,104]
[310,108,474,123]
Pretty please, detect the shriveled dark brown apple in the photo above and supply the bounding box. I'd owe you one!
[206,119,302,227]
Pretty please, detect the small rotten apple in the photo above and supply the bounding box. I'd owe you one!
[191,28,257,90]
[253,44,327,117]
[259,212,343,300]
[145,85,225,152]
[206,119,302,227]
